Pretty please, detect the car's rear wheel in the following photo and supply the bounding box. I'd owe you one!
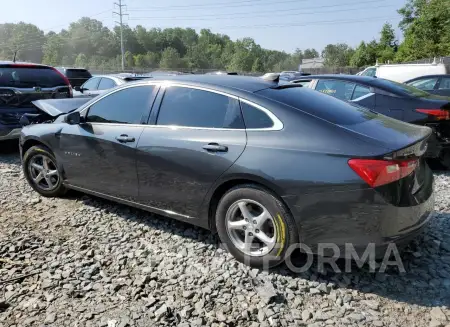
[216,184,298,268]
[23,145,67,197]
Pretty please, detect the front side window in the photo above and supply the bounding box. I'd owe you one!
[240,102,274,129]
[407,78,438,91]
[82,77,100,90]
[98,78,117,90]
[351,85,371,100]
[86,86,154,124]
[315,80,356,101]
[438,77,450,90]
[156,86,244,129]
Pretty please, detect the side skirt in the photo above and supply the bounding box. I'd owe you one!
[64,183,210,230]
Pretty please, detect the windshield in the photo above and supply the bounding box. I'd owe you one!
[375,78,431,97]
[0,66,67,88]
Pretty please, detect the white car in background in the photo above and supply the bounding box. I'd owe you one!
[73,74,150,98]
[358,62,449,82]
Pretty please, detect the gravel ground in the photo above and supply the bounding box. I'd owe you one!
[1,145,450,327]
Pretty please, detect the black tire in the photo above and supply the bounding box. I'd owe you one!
[215,184,298,269]
[23,145,67,197]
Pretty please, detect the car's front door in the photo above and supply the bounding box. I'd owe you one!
[59,84,158,201]
[136,85,247,218]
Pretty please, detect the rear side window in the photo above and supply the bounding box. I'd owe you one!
[315,80,355,101]
[257,87,376,125]
[407,77,438,91]
[86,85,154,124]
[240,102,273,129]
[0,66,67,88]
[157,86,244,129]
[98,78,116,90]
[65,69,92,79]
[439,77,450,90]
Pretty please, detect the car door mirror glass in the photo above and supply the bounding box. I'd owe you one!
[64,111,81,125]
[74,86,81,91]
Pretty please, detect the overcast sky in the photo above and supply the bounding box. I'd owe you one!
[0,0,406,53]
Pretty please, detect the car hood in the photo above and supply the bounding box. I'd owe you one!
[32,98,91,117]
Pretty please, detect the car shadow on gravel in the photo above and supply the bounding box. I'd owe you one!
[76,189,450,309]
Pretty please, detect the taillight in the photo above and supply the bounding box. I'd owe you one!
[416,109,450,120]
[348,158,418,187]
[50,67,73,97]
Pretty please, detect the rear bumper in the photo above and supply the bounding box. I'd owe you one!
[285,183,434,257]
[0,126,21,141]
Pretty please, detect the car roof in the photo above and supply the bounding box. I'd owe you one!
[0,61,51,67]
[405,74,450,83]
[144,75,276,93]
[302,74,380,83]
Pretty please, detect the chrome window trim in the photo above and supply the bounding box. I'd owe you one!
[350,92,375,102]
[80,80,284,131]
[80,82,158,115]
[239,98,283,131]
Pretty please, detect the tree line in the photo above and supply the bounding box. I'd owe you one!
[0,0,448,72]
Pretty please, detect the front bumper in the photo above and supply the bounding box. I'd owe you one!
[0,127,22,141]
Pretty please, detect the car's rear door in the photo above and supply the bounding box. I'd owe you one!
[136,84,247,219]
[59,84,158,201]
[435,76,450,96]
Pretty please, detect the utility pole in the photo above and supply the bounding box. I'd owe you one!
[113,0,127,71]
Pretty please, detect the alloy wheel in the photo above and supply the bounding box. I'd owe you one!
[225,199,277,257]
[28,154,60,191]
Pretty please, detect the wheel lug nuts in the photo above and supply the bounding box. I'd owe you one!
[255,229,260,233]
[245,219,249,222]
[252,220,257,224]
[243,226,246,230]
[249,232,253,236]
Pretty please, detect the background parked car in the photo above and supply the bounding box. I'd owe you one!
[291,74,450,168]
[73,73,150,98]
[20,75,434,268]
[0,61,72,141]
[405,75,450,97]
[358,63,449,82]
[56,67,92,88]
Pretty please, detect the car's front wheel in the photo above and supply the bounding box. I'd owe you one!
[23,145,67,197]
[216,184,298,268]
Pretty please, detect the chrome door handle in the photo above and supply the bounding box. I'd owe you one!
[202,143,228,152]
[116,135,135,143]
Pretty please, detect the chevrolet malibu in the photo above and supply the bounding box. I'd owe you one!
[19,75,434,268]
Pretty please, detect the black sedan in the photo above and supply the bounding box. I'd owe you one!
[405,74,450,97]
[19,75,434,268]
[292,75,450,169]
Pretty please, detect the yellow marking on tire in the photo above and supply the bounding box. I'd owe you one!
[276,214,286,257]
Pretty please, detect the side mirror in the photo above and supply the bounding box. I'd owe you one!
[19,115,31,126]
[64,111,81,125]
[74,86,81,91]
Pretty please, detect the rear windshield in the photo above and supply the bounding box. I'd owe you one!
[65,69,92,79]
[375,78,430,97]
[0,66,67,88]
[257,87,377,125]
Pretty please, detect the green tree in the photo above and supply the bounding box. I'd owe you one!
[74,53,88,68]
[303,48,319,59]
[395,0,450,61]
[159,47,181,69]
[322,43,355,67]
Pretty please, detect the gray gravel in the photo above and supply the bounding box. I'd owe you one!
[1,147,450,327]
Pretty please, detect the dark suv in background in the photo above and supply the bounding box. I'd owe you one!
[56,67,92,88]
[0,62,72,141]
